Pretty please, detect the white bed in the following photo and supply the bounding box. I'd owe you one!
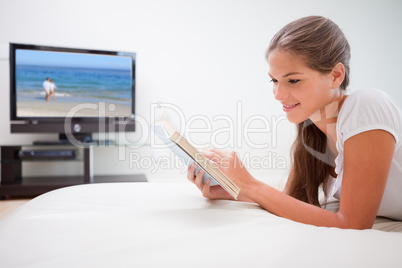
[0,182,401,267]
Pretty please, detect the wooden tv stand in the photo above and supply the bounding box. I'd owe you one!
[0,145,147,199]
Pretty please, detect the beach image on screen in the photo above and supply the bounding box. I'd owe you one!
[15,49,134,118]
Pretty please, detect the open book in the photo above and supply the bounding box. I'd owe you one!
[152,104,240,200]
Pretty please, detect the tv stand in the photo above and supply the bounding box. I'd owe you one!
[33,140,72,145]
[34,133,94,145]
[34,134,114,146]
[0,144,147,199]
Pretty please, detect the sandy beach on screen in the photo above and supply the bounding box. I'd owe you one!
[17,100,132,117]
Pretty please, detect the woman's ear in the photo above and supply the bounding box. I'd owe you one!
[331,62,345,89]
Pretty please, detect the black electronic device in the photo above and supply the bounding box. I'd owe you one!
[18,149,77,160]
[9,43,136,144]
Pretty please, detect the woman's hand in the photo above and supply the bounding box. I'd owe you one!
[187,148,257,202]
[187,163,235,200]
[203,148,255,191]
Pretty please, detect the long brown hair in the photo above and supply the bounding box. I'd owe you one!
[266,16,351,206]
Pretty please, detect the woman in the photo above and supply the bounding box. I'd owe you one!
[187,16,402,229]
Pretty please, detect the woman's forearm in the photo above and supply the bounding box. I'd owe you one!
[235,194,255,203]
[242,180,350,229]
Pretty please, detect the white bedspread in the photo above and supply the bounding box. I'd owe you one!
[0,182,401,268]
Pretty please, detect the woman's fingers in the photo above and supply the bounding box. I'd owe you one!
[187,163,209,196]
[208,147,227,157]
[202,179,211,197]
[194,168,205,189]
[208,148,236,160]
[203,151,221,162]
[204,150,236,170]
[187,163,206,189]
[187,163,197,182]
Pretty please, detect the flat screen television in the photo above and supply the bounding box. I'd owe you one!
[9,43,136,144]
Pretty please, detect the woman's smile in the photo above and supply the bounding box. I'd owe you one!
[282,103,300,112]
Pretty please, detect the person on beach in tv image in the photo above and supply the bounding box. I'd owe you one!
[49,79,57,101]
[42,77,51,102]
[187,16,402,229]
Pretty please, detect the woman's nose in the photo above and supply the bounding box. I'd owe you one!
[273,84,289,100]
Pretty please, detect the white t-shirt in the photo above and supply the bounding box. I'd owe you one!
[43,80,51,93]
[326,88,402,220]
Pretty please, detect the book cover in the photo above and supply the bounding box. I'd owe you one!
[151,103,240,199]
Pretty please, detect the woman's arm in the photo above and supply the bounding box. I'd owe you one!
[283,167,294,195]
[205,129,395,229]
[336,129,395,228]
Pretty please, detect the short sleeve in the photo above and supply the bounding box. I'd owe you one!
[337,89,402,144]
[332,89,402,198]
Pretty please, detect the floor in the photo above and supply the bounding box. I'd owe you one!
[0,199,30,220]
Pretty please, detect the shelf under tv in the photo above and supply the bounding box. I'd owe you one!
[0,175,147,199]
[0,145,147,199]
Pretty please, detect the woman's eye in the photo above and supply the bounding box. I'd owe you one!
[270,79,278,83]
[289,79,300,84]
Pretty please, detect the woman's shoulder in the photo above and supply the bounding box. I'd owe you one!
[338,88,402,142]
[344,88,394,104]
[341,88,400,115]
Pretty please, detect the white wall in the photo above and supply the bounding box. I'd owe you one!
[0,0,401,184]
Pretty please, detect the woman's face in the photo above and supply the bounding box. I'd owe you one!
[267,49,341,124]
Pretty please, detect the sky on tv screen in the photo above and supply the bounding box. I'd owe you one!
[16,49,133,70]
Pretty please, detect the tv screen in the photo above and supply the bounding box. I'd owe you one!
[9,43,136,139]
[11,44,135,119]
